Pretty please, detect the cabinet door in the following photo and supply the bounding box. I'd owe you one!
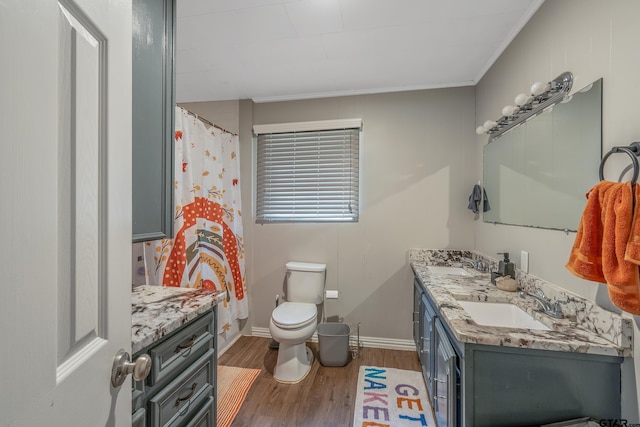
[434,319,458,427]
[132,0,175,242]
[413,279,423,349]
[421,294,436,398]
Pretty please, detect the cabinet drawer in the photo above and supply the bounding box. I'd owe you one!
[185,397,215,427]
[149,312,214,385]
[133,385,145,412]
[149,349,215,427]
[132,407,146,427]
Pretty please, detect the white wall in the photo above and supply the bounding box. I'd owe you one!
[242,88,477,342]
[475,0,640,418]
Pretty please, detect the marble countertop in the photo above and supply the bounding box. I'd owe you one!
[132,285,225,354]
[411,253,632,358]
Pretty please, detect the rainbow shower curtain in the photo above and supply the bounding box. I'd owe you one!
[144,107,248,332]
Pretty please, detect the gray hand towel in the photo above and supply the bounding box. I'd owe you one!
[468,184,482,213]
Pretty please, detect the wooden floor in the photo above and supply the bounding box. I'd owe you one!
[218,336,422,427]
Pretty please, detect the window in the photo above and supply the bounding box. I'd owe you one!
[254,119,361,223]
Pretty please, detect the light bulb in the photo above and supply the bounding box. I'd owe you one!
[514,93,532,106]
[483,120,498,130]
[531,81,550,96]
[502,105,516,116]
[476,126,487,135]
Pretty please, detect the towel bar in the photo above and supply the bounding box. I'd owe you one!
[599,142,640,186]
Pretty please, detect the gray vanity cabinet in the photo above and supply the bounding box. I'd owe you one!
[132,0,175,242]
[413,275,623,427]
[132,309,217,427]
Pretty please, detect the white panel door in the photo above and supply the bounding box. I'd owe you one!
[0,0,132,425]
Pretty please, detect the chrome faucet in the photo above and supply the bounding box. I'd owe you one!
[519,289,564,319]
[461,257,484,272]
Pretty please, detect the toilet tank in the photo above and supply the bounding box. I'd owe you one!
[286,261,327,304]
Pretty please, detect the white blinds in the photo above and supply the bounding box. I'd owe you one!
[256,126,360,223]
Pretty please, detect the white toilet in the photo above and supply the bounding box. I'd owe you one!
[269,261,326,383]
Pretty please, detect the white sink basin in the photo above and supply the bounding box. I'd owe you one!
[457,300,551,331]
[426,266,472,276]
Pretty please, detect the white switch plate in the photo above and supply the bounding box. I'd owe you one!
[325,290,339,299]
[521,250,529,273]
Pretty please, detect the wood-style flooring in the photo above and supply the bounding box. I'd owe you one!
[218,336,422,427]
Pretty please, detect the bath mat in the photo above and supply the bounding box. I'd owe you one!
[353,366,436,427]
[217,365,261,427]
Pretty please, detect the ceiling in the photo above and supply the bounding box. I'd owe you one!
[176,0,544,103]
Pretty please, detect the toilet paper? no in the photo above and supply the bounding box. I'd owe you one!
[325,290,339,299]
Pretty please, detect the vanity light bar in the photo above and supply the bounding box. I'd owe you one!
[476,71,574,138]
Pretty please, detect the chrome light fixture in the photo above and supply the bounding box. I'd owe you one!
[476,71,574,137]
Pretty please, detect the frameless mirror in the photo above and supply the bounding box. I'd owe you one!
[483,79,602,231]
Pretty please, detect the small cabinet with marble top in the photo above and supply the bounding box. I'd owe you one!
[132,309,217,427]
[131,286,222,427]
[413,275,623,427]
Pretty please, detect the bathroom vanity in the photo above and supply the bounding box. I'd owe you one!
[131,285,224,427]
[411,249,632,427]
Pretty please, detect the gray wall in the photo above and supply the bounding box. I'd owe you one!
[242,88,477,341]
[475,0,640,418]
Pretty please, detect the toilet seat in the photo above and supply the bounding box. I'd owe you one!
[271,302,317,329]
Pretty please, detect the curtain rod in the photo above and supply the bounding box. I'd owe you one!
[181,107,237,136]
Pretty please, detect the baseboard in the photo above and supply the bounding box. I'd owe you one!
[250,327,272,339]
[251,327,415,351]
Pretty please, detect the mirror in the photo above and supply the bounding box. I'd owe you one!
[483,79,602,231]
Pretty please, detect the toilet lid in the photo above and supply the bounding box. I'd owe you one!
[272,302,317,329]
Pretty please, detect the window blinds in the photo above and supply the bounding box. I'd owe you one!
[256,126,360,223]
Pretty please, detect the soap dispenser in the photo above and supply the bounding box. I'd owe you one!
[498,252,515,279]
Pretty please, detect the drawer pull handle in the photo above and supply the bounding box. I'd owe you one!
[175,382,198,407]
[175,335,198,353]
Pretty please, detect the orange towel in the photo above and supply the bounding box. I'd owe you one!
[625,183,640,264]
[566,181,640,314]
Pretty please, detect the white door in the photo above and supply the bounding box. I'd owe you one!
[0,0,133,426]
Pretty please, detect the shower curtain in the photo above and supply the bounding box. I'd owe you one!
[144,107,248,332]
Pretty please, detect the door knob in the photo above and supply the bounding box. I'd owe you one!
[111,348,152,387]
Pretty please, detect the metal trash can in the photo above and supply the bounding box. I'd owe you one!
[317,323,350,367]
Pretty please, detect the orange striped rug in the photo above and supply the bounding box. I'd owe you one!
[217,365,261,427]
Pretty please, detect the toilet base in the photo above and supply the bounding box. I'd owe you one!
[273,343,313,384]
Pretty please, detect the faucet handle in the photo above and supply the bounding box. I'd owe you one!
[552,299,568,311]
[549,301,566,318]
[534,288,547,300]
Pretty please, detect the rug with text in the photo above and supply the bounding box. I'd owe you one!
[353,366,436,427]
